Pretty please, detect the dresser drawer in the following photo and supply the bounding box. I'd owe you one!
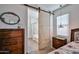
[52,37,67,49]
[9,31,22,37]
[0,30,23,38]
[0,29,24,54]
[2,37,22,46]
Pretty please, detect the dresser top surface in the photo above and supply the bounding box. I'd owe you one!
[53,36,67,40]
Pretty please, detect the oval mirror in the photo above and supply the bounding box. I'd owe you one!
[0,12,20,25]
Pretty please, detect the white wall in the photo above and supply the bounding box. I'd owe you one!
[53,4,79,42]
[0,4,28,53]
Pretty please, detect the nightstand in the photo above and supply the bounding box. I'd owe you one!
[52,37,67,49]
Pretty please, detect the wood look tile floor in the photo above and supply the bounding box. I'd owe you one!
[27,39,55,54]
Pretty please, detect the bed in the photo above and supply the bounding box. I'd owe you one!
[49,28,79,54]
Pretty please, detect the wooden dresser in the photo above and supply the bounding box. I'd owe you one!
[52,37,67,49]
[0,29,24,54]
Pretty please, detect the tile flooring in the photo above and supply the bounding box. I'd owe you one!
[27,39,55,54]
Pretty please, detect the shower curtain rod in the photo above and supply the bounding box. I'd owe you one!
[24,4,54,14]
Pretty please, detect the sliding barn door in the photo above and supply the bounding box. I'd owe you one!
[39,11,52,49]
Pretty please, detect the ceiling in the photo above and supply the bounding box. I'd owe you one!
[29,4,66,11]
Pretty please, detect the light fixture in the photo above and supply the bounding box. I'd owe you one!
[59,5,64,28]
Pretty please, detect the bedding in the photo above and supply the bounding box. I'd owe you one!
[49,41,79,54]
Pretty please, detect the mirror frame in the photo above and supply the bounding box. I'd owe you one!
[0,12,20,25]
